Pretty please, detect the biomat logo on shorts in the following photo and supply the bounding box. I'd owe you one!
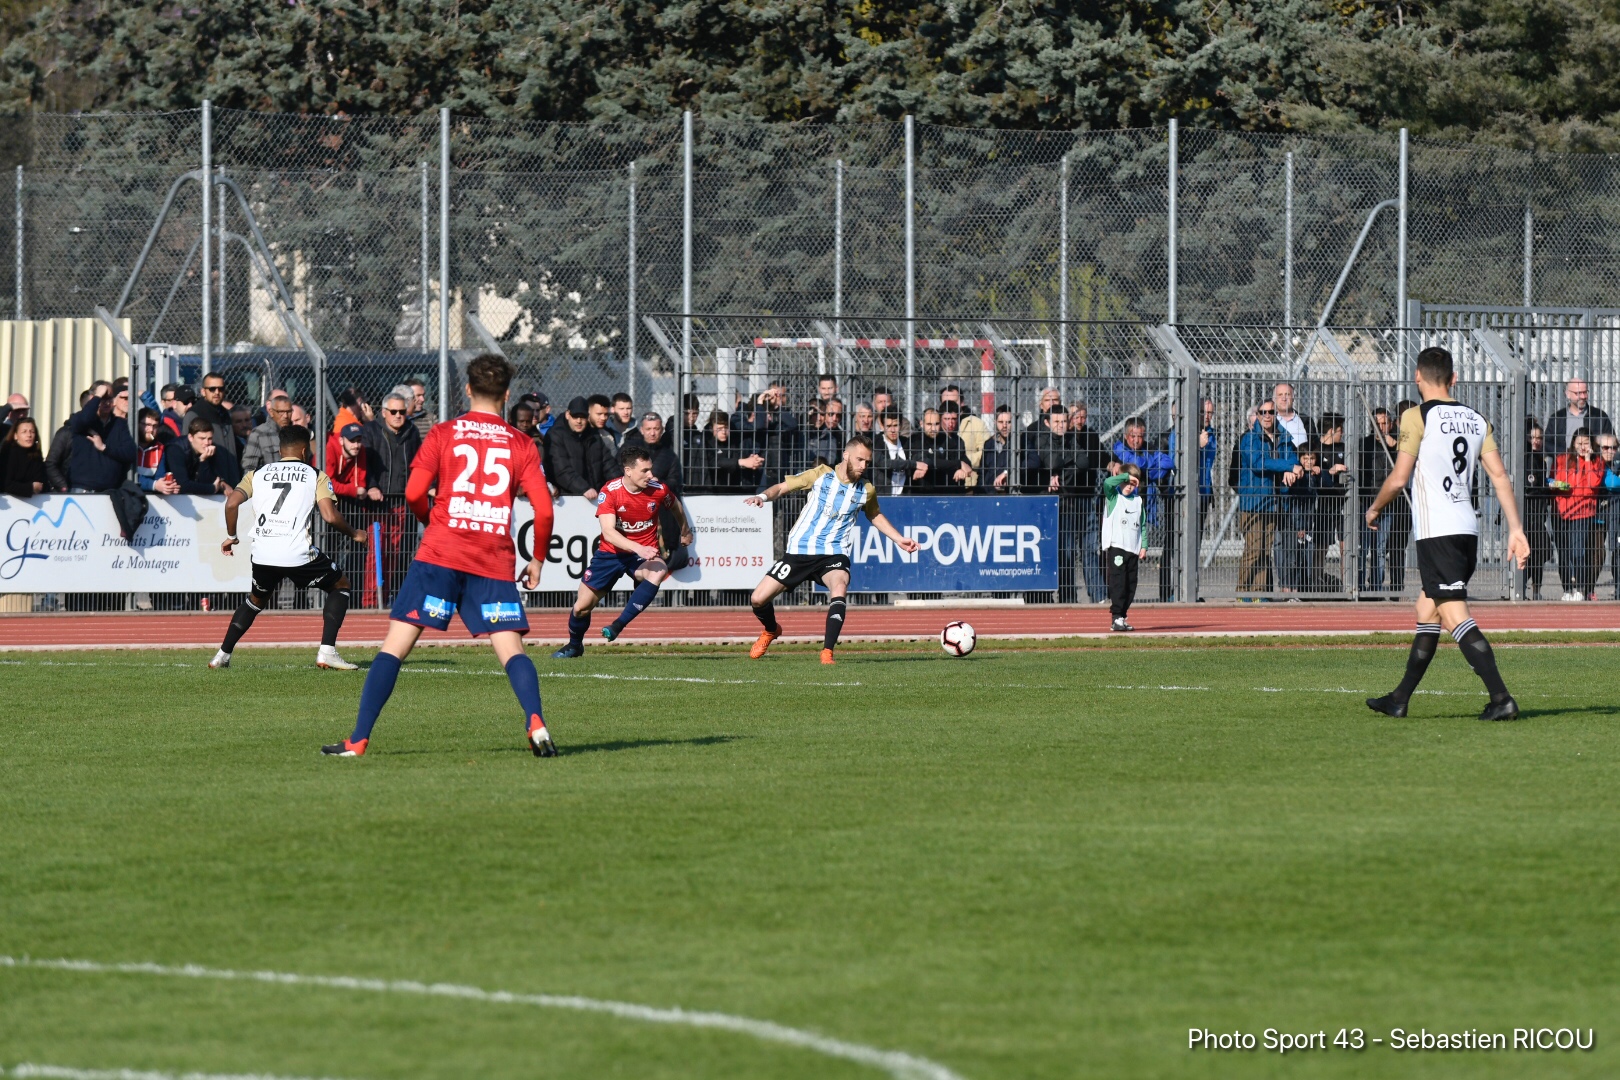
[423,594,456,620]
[481,602,524,623]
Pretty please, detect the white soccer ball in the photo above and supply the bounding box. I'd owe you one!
[940,621,976,657]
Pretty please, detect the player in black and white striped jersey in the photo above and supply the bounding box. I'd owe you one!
[1363,347,1531,721]
[210,424,367,671]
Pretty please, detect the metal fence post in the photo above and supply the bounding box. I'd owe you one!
[682,110,693,411]
[1176,357,1201,602]
[1058,153,1068,402]
[419,161,429,350]
[1167,119,1177,326]
[217,166,226,347]
[905,114,916,421]
[438,107,450,419]
[1522,201,1533,307]
[14,164,22,319]
[627,159,637,404]
[1397,127,1409,369]
[201,100,212,376]
[1283,151,1294,329]
[833,158,843,359]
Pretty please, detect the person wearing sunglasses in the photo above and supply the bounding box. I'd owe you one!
[361,392,424,601]
[1235,398,1303,598]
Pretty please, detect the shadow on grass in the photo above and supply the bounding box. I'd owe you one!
[475,734,746,756]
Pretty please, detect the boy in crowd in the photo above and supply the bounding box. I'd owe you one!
[1102,464,1147,632]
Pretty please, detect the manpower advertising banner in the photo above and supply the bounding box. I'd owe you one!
[0,494,247,591]
[1,493,772,594]
[514,494,772,591]
[847,495,1058,592]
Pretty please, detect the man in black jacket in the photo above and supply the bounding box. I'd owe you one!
[585,394,624,492]
[188,373,242,486]
[694,411,763,492]
[361,391,422,599]
[45,388,97,491]
[1068,401,1107,601]
[66,384,137,492]
[1023,407,1086,601]
[545,397,596,497]
[161,416,233,494]
[909,408,972,491]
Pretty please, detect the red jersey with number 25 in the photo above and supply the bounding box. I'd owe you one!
[595,477,670,555]
[410,411,553,577]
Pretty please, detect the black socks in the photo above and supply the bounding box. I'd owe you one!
[321,587,349,648]
[220,597,262,654]
[823,598,846,651]
[753,599,781,635]
[1391,623,1441,701]
[1453,618,1511,702]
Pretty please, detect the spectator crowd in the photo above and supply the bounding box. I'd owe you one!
[5,370,1620,603]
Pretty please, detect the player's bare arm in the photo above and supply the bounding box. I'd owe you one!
[867,510,921,553]
[669,497,694,547]
[1365,451,1417,529]
[221,486,248,554]
[1480,447,1531,568]
[599,513,659,561]
[744,484,783,507]
[317,495,367,544]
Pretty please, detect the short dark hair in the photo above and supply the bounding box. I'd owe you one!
[939,401,960,415]
[873,385,892,396]
[995,404,1011,416]
[466,353,515,399]
[706,410,729,430]
[879,407,901,424]
[1372,406,1390,418]
[818,374,837,383]
[278,424,310,449]
[618,443,652,468]
[1415,346,1453,385]
[1319,411,1345,430]
[187,415,213,435]
[406,378,427,391]
[79,389,96,406]
[845,433,873,452]
[509,403,534,423]
[611,392,632,406]
[941,384,960,395]
[587,393,612,411]
[683,392,701,411]
[172,385,195,407]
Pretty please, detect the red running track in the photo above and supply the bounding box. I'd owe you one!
[1,602,1617,649]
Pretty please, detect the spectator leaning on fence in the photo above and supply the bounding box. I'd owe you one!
[326,422,373,599]
[360,392,423,599]
[67,383,137,493]
[853,402,875,436]
[1552,427,1606,601]
[161,415,233,495]
[877,409,925,495]
[584,394,625,492]
[136,408,179,494]
[545,397,595,497]
[241,393,294,471]
[940,385,990,464]
[1523,421,1555,599]
[911,408,972,490]
[695,410,763,492]
[1,416,46,497]
[1272,382,1314,447]
[978,406,1015,493]
[1546,378,1614,456]
[1236,399,1301,597]
[1357,406,1399,593]
[806,397,845,467]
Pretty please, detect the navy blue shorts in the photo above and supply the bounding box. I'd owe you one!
[580,547,645,594]
[390,559,529,636]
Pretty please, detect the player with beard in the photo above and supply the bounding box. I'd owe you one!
[744,435,920,664]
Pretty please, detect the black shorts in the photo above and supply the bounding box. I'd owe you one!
[1415,534,1477,602]
[765,552,851,591]
[251,555,344,597]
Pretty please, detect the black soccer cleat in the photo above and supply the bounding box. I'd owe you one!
[321,737,367,757]
[1479,696,1520,722]
[1365,694,1408,718]
[551,643,584,659]
[600,624,620,642]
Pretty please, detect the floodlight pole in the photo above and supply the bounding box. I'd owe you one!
[1397,127,1409,371]
[1523,201,1533,307]
[217,166,227,347]
[682,110,694,414]
[833,158,843,365]
[420,161,429,349]
[201,100,212,376]
[14,165,22,319]
[1166,118,1177,326]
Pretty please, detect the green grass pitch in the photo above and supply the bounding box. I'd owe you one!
[2,639,1618,1079]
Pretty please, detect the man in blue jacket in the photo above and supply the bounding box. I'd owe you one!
[1237,400,1302,597]
[162,416,233,495]
[1112,417,1177,598]
[66,383,137,493]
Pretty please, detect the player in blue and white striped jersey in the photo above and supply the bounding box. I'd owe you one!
[743,434,919,664]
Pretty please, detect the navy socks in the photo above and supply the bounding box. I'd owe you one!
[350,651,403,743]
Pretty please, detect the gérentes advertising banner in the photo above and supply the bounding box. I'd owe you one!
[847,495,1058,592]
[512,494,772,591]
[0,494,249,591]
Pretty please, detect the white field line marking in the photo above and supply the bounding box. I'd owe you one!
[1103,684,1209,691]
[0,957,965,1080]
[6,1063,349,1080]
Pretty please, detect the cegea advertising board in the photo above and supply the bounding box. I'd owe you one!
[845,495,1058,592]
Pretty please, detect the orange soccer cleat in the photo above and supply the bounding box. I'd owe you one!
[820,648,835,665]
[749,629,780,659]
[320,737,367,757]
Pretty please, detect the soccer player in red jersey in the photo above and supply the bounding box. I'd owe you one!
[552,443,693,657]
[322,354,557,757]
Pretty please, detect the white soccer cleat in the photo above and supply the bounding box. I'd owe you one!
[208,649,231,669]
[316,645,358,671]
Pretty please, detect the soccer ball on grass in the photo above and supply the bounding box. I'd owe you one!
[940,621,976,657]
